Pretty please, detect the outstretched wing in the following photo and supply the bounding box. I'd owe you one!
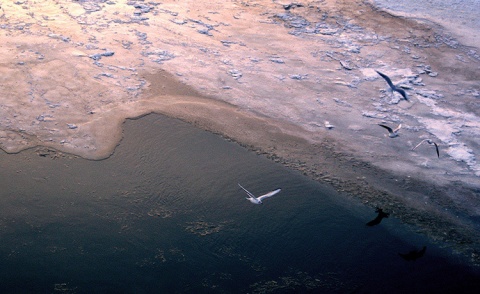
[412,139,428,151]
[257,188,281,201]
[412,139,440,157]
[238,183,255,198]
[395,88,409,101]
[418,246,427,257]
[433,142,440,158]
[393,124,402,133]
[378,124,393,134]
[376,70,395,89]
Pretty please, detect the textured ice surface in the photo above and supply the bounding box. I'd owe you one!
[0,1,479,214]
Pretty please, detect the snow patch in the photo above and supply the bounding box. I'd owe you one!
[419,117,480,176]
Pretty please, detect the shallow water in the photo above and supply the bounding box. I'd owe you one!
[0,114,478,293]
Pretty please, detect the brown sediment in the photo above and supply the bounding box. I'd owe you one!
[0,0,479,265]
[129,69,480,266]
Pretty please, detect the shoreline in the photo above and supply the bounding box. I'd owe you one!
[155,110,480,267]
[1,0,479,266]
[2,112,480,292]
[370,0,480,49]
[17,98,480,267]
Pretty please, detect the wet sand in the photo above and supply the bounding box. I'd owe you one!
[0,1,479,265]
[0,113,479,293]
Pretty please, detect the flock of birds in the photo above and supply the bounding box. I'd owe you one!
[375,70,440,158]
[372,71,430,260]
[237,70,432,261]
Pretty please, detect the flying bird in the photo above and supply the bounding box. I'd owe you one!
[413,139,440,158]
[376,70,409,101]
[378,123,401,138]
[366,207,389,226]
[399,246,427,261]
[238,183,281,205]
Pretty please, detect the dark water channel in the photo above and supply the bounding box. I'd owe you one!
[0,114,478,293]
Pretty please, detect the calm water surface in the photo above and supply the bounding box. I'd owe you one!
[0,114,478,293]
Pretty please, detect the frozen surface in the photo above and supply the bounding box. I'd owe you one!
[372,0,480,48]
[0,0,480,261]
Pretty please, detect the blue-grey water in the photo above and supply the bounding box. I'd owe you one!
[0,114,478,293]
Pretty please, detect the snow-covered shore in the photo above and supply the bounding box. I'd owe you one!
[0,0,479,263]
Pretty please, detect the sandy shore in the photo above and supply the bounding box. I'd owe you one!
[1,1,479,264]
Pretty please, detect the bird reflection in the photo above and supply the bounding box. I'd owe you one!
[366,207,389,226]
[399,246,427,261]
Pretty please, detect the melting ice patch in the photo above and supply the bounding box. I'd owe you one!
[418,117,480,176]
[415,90,480,176]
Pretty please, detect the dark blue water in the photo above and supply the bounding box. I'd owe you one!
[0,114,478,293]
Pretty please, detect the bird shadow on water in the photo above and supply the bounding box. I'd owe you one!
[0,113,479,293]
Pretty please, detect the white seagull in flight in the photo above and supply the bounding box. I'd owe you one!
[412,139,440,158]
[378,123,402,138]
[238,183,281,204]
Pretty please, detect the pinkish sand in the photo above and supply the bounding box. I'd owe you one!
[0,1,479,263]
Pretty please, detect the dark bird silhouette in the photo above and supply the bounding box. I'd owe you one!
[366,207,389,226]
[413,139,440,158]
[399,246,427,261]
[376,70,409,101]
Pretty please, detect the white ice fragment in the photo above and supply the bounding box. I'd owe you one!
[228,69,242,79]
[269,57,284,64]
[324,121,334,129]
